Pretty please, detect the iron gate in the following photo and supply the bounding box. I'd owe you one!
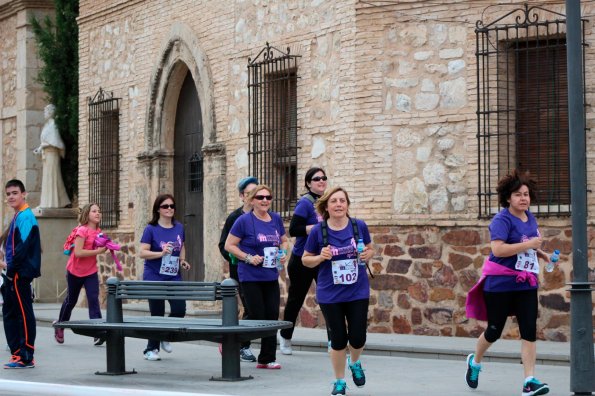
[475,4,586,218]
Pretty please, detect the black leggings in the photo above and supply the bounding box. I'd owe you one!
[241,280,280,364]
[280,254,320,339]
[320,298,369,350]
[483,289,538,343]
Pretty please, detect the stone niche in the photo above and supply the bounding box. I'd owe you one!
[33,208,78,302]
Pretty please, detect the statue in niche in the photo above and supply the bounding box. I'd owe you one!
[33,104,71,208]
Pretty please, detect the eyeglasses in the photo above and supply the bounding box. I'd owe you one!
[254,195,273,201]
[159,204,176,209]
[311,176,328,182]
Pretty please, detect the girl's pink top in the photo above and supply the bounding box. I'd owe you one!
[465,258,538,321]
[66,225,101,277]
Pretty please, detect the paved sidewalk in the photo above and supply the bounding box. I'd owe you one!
[0,303,576,395]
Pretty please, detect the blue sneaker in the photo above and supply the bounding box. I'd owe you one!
[331,379,347,395]
[465,353,481,389]
[347,356,365,387]
[522,377,549,396]
[4,356,35,369]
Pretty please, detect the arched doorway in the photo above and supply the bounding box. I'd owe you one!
[173,71,204,280]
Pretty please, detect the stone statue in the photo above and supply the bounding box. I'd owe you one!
[33,104,71,208]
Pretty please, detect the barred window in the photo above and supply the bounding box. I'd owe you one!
[88,88,120,228]
[248,43,300,218]
[475,5,584,218]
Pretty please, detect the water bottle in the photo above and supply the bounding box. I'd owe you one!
[356,238,365,266]
[276,248,287,271]
[545,249,560,272]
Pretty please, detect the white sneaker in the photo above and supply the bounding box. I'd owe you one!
[144,349,161,361]
[160,341,172,353]
[278,333,292,355]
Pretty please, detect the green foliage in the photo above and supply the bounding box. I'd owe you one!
[31,0,79,199]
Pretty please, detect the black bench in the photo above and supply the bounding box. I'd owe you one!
[54,277,291,381]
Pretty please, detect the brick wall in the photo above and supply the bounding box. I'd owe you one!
[76,0,595,339]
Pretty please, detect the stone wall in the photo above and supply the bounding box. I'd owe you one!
[76,0,595,339]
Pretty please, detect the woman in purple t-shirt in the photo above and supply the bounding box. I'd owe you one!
[465,170,551,396]
[279,167,328,354]
[225,184,289,370]
[302,187,373,395]
[139,193,191,362]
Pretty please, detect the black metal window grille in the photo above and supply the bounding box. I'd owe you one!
[248,43,300,218]
[188,151,203,193]
[88,88,120,228]
[475,4,586,218]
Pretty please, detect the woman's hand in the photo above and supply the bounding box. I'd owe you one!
[97,247,108,254]
[249,255,263,266]
[180,259,191,270]
[319,246,332,261]
[161,242,173,257]
[360,246,374,262]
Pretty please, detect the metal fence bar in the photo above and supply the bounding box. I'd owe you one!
[475,4,583,218]
[248,43,300,218]
[88,88,120,228]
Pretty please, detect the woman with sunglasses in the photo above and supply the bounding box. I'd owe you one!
[139,194,191,362]
[225,184,289,369]
[302,187,374,396]
[278,167,328,355]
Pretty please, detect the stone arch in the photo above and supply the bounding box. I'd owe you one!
[137,22,226,281]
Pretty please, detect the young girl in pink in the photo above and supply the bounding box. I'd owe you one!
[53,203,107,345]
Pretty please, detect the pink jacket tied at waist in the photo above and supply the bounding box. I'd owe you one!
[465,258,538,321]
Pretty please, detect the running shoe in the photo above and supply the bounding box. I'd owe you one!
[465,353,482,389]
[347,356,366,387]
[4,356,34,369]
[143,349,161,361]
[331,379,347,395]
[160,341,172,353]
[522,377,550,396]
[240,347,256,362]
[278,333,292,355]
[53,320,64,344]
[256,361,281,369]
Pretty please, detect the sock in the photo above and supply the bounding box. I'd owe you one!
[524,376,535,385]
[471,356,482,367]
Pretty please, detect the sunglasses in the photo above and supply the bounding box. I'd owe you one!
[159,204,176,209]
[311,176,328,182]
[254,195,273,201]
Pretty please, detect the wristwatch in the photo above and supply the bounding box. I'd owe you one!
[245,254,253,264]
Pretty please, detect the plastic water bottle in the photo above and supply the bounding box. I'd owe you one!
[276,248,287,271]
[356,238,365,266]
[545,249,560,272]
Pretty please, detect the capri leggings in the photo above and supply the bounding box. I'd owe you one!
[483,289,538,343]
[320,298,369,350]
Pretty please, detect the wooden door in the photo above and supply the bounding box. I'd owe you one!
[173,71,204,280]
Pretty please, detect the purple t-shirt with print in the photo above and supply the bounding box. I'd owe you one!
[141,222,185,281]
[229,211,285,282]
[292,194,324,256]
[485,208,540,292]
[304,218,371,304]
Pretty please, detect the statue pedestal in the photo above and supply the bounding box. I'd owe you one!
[33,208,78,302]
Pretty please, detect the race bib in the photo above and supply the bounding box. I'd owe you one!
[331,259,358,285]
[159,255,179,276]
[515,249,539,274]
[262,246,279,269]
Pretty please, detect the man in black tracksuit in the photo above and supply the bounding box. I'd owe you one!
[2,179,41,369]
